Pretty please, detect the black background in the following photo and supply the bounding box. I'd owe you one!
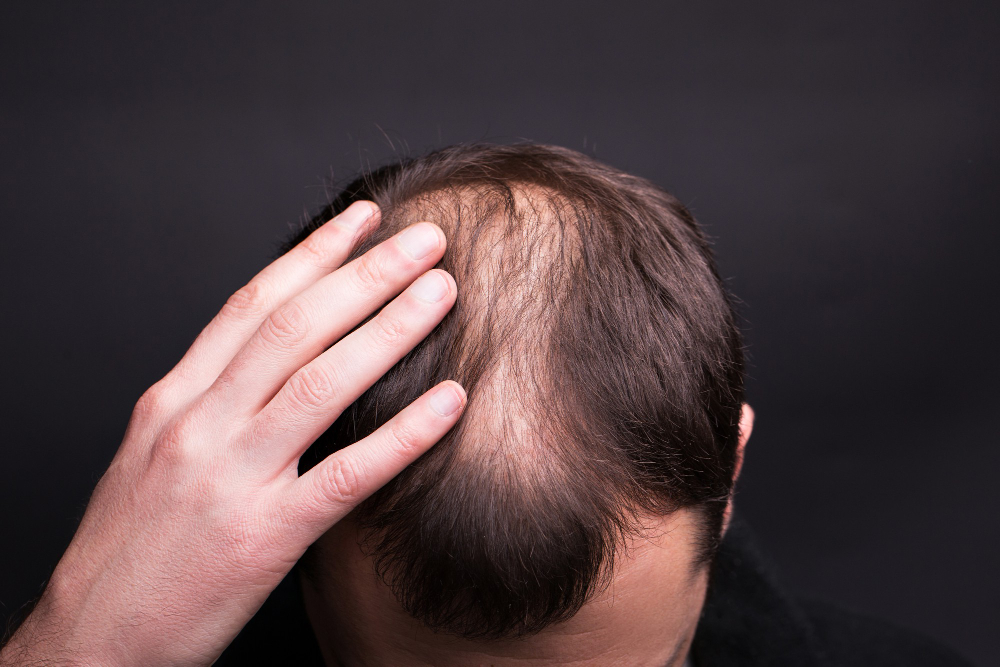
[1,2,997,663]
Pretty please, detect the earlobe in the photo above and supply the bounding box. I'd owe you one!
[722,403,754,536]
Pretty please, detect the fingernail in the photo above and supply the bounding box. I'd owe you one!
[410,271,450,302]
[397,223,441,260]
[429,383,464,416]
[336,201,377,231]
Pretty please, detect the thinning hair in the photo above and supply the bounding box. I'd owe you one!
[291,143,745,640]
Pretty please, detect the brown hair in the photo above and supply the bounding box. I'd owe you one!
[291,143,745,640]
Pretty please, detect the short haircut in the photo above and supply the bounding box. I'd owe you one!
[290,143,745,640]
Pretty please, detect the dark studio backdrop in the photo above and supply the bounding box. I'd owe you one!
[1,2,997,663]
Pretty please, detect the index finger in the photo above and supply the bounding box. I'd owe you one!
[170,201,380,394]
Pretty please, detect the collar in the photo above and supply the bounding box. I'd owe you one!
[691,516,828,666]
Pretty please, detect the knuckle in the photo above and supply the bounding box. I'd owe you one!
[385,419,423,455]
[321,456,363,504]
[297,225,347,267]
[369,311,410,350]
[287,365,337,411]
[260,301,309,349]
[133,381,174,423]
[222,279,270,320]
[149,414,201,468]
[352,251,389,294]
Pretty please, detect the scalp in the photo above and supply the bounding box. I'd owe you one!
[292,144,745,640]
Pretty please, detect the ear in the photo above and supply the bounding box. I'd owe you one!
[721,403,754,536]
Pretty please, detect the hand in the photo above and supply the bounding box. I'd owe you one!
[1,202,465,665]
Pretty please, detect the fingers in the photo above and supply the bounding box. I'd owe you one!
[244,268,457,468]
[170,201,380,394]
[208,221,447,417]
[282,381,466,537]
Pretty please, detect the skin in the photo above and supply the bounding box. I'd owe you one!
[0,195,755,665]
[302,405,754,667]
[1,201,467,665]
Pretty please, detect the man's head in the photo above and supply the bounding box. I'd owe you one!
[291,144,746,642]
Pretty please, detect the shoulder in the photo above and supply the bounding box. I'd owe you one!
[801,599,974,667]
[691,518,974,667]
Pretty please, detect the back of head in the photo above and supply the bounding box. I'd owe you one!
[291,143,745,640]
